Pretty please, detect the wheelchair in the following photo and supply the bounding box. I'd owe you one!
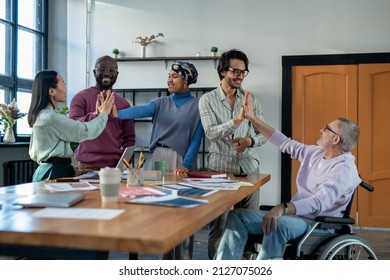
[245,181,377,260]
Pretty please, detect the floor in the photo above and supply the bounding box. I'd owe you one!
[1,226,388,260]
[109,226,390,260]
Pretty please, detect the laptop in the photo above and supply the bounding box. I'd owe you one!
[74,146,136,181]
[13,193,85,208]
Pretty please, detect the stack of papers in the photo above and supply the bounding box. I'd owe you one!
[44,182,98,192]
[74,171,127,182]
[182,178,253,190]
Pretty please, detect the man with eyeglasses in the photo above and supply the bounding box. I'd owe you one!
[216,94,361,259]
[69,55,135,171]
[199,49,267,259]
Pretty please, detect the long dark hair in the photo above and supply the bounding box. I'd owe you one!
[28,70,58,127]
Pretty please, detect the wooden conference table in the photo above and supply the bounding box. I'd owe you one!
[0,172,270,258]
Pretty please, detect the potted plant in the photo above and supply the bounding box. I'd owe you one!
[133,33,164,58]
[210,46,218,56]
[112,48,120,58]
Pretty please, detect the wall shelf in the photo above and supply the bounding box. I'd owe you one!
[115,56,220,68]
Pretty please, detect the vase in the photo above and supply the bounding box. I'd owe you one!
[141,45,146,58]
[3,124,15,143]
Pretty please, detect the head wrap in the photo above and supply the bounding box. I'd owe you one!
[171,61,198,85]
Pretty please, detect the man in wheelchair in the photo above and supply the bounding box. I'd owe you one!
[216,92,362,260]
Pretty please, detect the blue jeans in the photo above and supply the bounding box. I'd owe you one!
[216,209,317,260]
[208,190,259,259]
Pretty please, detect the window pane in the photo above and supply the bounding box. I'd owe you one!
[0,88,5,104]
[0,0,12,21]
[18,0,42,31]
[17,29,42,79]
[0,0,4,19]
[0,22,12,75]
[16,90,31,135]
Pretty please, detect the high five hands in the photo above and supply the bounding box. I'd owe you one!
[231,90,254,153]
[95,90,115,115]
[94,90,120,118]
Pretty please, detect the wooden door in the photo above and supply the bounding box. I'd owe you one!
[292,64,390,227]
[358,64,390,227]
[291,65,358,194]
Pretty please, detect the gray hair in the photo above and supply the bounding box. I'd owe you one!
[336,117,359,152]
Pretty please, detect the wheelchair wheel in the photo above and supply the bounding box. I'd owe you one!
[317,235,377,260]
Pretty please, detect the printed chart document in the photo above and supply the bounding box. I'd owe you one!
[33,208,125,220]
[119,187,167,198]
[44,182,98,192]
[157,183,218,197]
[127,195,208,208]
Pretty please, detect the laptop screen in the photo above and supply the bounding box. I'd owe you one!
[116,146,136,172]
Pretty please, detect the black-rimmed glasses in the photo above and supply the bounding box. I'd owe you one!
[324,125,342,141]
[228,67,249,77]
[95,67,118,74]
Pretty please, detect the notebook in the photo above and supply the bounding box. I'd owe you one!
[13,193,85,208]
[75,146,136,181]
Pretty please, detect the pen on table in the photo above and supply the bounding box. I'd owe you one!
[122,158,131,169]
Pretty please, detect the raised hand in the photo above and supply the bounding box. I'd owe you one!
[242,90,255,121]
[110,103,118,118]
[97,90,115,115]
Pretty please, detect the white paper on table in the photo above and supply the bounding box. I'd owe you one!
[183,178,239,184]
[180,180,253,191]
[44,182,99,192]
[32,208,124,220]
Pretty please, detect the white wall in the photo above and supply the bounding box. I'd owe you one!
[60,0,390,205]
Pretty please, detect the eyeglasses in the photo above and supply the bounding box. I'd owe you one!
[324,125,342,141]
[228,67,249,77]
[95,67,118,74]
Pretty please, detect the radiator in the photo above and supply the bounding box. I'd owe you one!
[2,160,38,186]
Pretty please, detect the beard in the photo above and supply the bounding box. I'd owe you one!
[96,76,117,90]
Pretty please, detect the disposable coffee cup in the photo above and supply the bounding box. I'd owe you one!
[154,160,167,177]
[99,167,122,202]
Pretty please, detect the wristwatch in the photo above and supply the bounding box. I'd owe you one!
[282,202,289,215]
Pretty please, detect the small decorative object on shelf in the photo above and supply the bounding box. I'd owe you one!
[210,46,218,56]
[112,48,120,58]
[133,32,164,58]
[0,98,27,143]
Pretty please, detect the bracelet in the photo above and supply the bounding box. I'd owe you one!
[282,202,289,215]
[250,137,255,147]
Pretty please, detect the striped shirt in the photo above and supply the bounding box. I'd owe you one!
[199,86,267,174]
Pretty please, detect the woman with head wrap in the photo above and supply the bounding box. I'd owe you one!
[113,61,203,176]
[113,62,202,260]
